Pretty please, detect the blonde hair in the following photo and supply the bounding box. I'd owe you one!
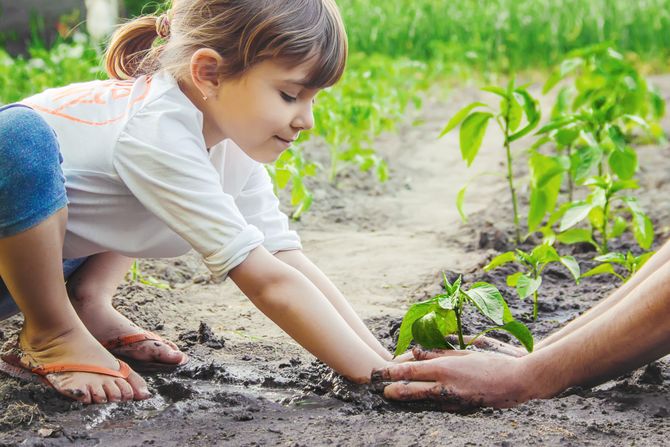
[105,0,348,88]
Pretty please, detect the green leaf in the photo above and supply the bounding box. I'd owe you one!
[594,252,626,264]
[516,274,542,300]
[484,251,517,271]
[456,185,468,223]
[439,102,487,138]
[555,127,580,147]
[632,212,654,250]
[581,263,623,281]
[501,94,523,132]
[610,216,627,239]
[607,125,626,151]
[556,228,597,247]
[464,282,506,325]
[506,271,523,287]
[459,112,493,166]
[481,85,507,97]
[559,256,581,283]
[608,146,637,180]
[528,153,565,232]
[571,145,603,183]
[559,202,593,232]
[498,320,534,352]
[411,311,454,350]
[530,243,560,264]
[394,301,435,356]
[508,89,541,142]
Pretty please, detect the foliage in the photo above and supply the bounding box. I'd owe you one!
[338,0,670,71]
[394,273,533,356]
[266,146,319,219]
[582,250,655,283]
[484,243,580,320]
[128,260,170,289]
[441,79,540,242]
[547,175,654,254]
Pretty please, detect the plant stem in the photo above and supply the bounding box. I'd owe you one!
[503,104,521,244]
[533,290,539,321]
[567,144,574,202]
[455,308,466,350]
[600,197,610,254]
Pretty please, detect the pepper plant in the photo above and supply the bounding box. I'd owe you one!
[581,250,655,283]
[440,79,541,243]
[394,274,533,356]
[266,146,319,219]
[552,175,654,254]
[484,243,580,321]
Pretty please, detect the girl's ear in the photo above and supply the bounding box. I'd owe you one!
[189,48,224,99]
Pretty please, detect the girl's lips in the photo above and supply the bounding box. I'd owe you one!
[274,136,292,148]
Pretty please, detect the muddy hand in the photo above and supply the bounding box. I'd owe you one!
[372,350,529,410]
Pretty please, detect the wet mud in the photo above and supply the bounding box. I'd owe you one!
[1,76,669,446]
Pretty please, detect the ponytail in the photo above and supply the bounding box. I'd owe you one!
[105,16,164,80]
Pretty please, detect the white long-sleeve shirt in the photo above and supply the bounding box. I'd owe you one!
[21,71,301,279]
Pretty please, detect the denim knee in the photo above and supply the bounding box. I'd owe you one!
[0,105,68,237]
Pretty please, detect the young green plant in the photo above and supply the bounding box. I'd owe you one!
[552,175,654,254]
[394,274,533,356]
[581,250,655,283]
[440,79,541,243]
[484,243,580,321]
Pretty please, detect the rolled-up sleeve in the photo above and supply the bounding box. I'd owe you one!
[235,163,302,254]
[113,102,264,279]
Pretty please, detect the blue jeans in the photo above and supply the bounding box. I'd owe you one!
[0,104,87,320]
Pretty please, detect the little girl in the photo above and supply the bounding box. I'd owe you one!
[0,0,394,404]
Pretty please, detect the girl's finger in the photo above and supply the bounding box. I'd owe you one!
[412,346,473,360]
[373,356,457,382]
[392,350,416,363]
[383,380,444,400]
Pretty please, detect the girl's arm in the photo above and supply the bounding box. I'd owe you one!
[274,249,393,361]
[229,246,390,383]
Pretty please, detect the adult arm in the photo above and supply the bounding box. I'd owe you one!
[376,258,670,409]
[230,246,390,383]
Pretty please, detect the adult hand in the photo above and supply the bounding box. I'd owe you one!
[372,350,531,411]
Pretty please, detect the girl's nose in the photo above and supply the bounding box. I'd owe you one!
[291,104,314,131]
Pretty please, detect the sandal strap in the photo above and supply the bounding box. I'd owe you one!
[101,331,163,350]
[32,360,131,379]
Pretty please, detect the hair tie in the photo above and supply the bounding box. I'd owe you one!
[155,14,171,39]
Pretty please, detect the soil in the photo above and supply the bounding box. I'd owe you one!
[1,75,669,446]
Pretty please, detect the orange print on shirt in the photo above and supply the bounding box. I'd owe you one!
[23,77,152,126]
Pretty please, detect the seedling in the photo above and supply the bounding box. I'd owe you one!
[582,250,655,283]
[552,175,654,254]
[128,260,170,290]
[484,243,580,321]
[440,79,540,243]
[394,274,533,356]
[266,146,319,219]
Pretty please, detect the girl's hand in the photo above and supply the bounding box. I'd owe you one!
[438,335,528,357]
[391,350,416,363]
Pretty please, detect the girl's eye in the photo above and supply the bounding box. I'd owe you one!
[280,91,297,103]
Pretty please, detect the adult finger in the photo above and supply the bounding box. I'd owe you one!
[383,381,478,411]
[372,357,449,382]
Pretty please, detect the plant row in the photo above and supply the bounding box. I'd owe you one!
[396,44,666,355]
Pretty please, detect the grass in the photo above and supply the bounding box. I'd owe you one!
[338,0,670,72]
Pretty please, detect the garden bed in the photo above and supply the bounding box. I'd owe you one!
[0,75,668,446]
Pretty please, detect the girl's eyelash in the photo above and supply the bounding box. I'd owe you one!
[280,92,297,102]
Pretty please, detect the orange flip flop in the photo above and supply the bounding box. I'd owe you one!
[101,331,188,373]
[0,336,131,399]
